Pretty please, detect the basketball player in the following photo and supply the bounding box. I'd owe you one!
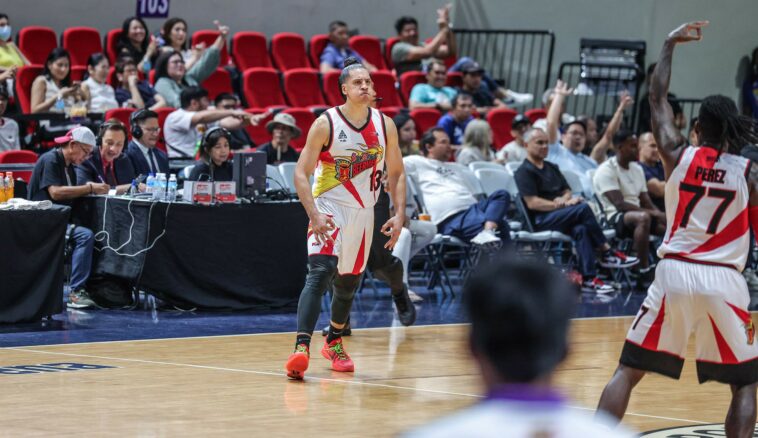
[285,58,406,379]
[597,22,758,437]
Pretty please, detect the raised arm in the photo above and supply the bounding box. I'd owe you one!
[591,92,633,164]
[546,80,572,144]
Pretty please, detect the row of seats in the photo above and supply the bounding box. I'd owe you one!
[15,26,415,72]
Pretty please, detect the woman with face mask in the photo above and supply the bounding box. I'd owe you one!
[0,13,29,82]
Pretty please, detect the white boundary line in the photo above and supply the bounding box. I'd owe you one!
[6,346,710,426]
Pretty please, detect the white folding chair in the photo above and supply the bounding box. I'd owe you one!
[448,162,485,199]
[474,168,518,197]
[505,161,521,175]
[266,165,288,192]
[561,169,585,196]
[468,161,505,173]
[277,162,297,193]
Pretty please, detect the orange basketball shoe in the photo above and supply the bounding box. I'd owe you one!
[321,338,354,372]
[285,344,310,379]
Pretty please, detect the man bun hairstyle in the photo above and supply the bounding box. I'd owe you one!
[337,56,368,100]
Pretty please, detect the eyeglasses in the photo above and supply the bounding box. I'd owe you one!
[78,144,93,158]
[169,59,185,65]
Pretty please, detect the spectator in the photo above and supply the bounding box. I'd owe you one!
[188,127,233,181]
[319,21,377,73]
[636,132,665,212]
[408,60,457,111]
[456,119,494,166]
[75,120,135,194]
[495,113,530,163]
[404,127,511,248]
[391,6,455,77]
[688,116,699,146]
[437,91,474,147]
[113,57,167,110]
[115,16,157,73]
[27,126,110,309]
[742,47,758,119]
[213,93,256,149]
[80,53,118,113]
[456,60,504,114]
[0,13,29,74]
[586,92,634,165]
[405,258,635,438]
[533,83,568,140]
[163,86,253,158]
[0,84,19,151]
[592,130,666,281]
[576,114,599,150]
[125,109,169,175]
[30,48,88,114]
[393,111,420,156]
[514,127,638,293]
[154,21,228,108]
[158,17,205,71]
[257,112,301,165]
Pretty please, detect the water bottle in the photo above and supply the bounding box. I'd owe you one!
[146,173,156,195]
[167,174,177,202]
[156,173,167,201]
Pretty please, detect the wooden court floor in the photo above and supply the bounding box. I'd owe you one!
[0,316,752,436]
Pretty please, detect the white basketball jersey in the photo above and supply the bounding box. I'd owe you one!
[658,146,751,271]
[312,107,387,209]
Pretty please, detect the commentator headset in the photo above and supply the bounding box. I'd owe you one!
[96,121,126,147]
[129,108,150,139]
[201,126,232,158]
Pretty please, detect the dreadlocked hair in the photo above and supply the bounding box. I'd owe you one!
[698,95,758,155]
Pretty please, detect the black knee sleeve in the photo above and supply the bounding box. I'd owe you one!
[330,273,361,325]
[296,255,338,334]
[371,256,406,295]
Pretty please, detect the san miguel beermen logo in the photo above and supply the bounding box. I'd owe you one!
[640,423,758,436]
[746,320,755,345]
[333,144,383,182]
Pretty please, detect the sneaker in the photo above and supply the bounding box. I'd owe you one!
[392,285,417,326]
[470,229,502,248]
[321,338,354,372]
[408,289,424,303]
[601,250,639,268]
[321,321,352,337]
[505,90,534,104]
[285,344,310,379]
[582,277,615,294]
[67,288,98,309]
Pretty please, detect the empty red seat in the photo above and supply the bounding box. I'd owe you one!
[104,29,122,64]
[14,65,43,114]
[384,37,401,70]
[487,108,519,147]
[242,67,287,110]
[283,68,326,109]
[446,72,463,88]
[399,71,427,105]
[379,107,400,119]
[232,31,271,71]
[17,26,57,65]
[308,34,329,69]
[410,108,442,139]
[321,71,343,107]
[201,68,233,101]
[154,107,175,153]
[70,66,87,82]
[0,150,39,183]
[371,70,402,110]
[281,108,316,151]
[244,108,274,145]
[192,30,230,66]
[349,35,387,71]
[104,108,136,134]
[270,33,308,71]
[525,108,547,123]
[62,27,103,67]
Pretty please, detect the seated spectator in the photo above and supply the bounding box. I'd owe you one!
[114,57,167,110]
[391,7,455,77]
[495,113,530,163]
[319,21,377,73]
[394,111,420,156]
[514,127,637,293]
[593,130,666,282]
[637,132,665,212]
[116,16,157,73]
[163,86,254,158]
[0,13,29,74]
[437,91,474,146]
[408,60,457,111]
[31,48,88,114]
[257,112,301,165]
[158,17,201,70]
[125,109,169,175]
[406,258,635,438]
[213,93,256,149]
[81,53,119,113]
[27,126,110,309]
[0,85,19,151]
[584,92,634,165]
[154,21,228,108]
[76,120,135,194]
[456,61,504,114]
[456,119,494,166]
[404,127,511,248]
[188,127,233,181]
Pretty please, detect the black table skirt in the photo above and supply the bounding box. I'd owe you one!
[83,197,309,310]
[0,205,68,323]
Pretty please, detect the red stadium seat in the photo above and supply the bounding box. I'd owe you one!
[399,71,426,105]
[349,35,387,71]
[283,68,326,110]
[321,71,343,107]
[14,65,43,114]
[487,108,519,148]
[104,108,136,135]
[379,107,399,119]
[192,30,229,66]
[445,72,463,88]
[308,34,329,69]
[281,108,316,151]
[0,150,39,183]
[201,68,233,101]
[105,29,122,64]
[148,69,156,85]
[70,65,87,82]
[371,70,402,109]
[410,108,442,139]
[154,107,175,153]
[270,33,308,71]
[17,26,57,65]
[244,108,274,145]
[384,37,400,70]
[525,108,547,123]
[242,67,287,110]
[232,31,271,70]
[62,27,103,67]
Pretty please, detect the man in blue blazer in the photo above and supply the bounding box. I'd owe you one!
[125,109,169,176]
[76,121,136,194]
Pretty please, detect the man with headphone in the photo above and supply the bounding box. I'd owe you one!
[76,120,137,194]
[125,109,169,176]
